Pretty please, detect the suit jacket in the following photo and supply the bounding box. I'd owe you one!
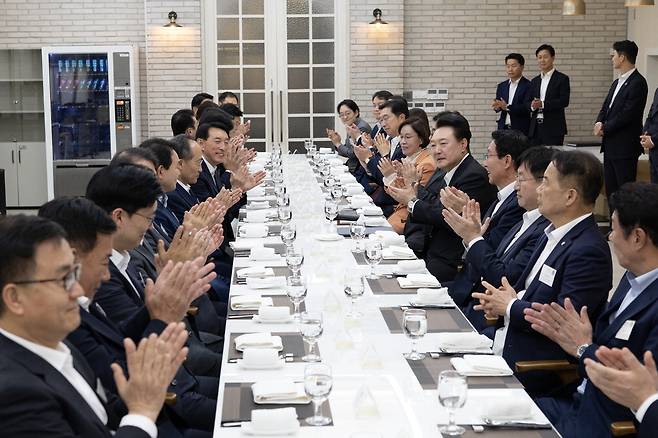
[366,142,405,216]
[640,400,658,438]
[597,69,648,159]
[503,215,612,395]
[154,197,182,241]
[0,333,149,438]
[526,70,570,139]
[643,87,658,163]
[168,182,200,224]
[405,155,497,281]
[567,274,658,437]
[495,76,532,135]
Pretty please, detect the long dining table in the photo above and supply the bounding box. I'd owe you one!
[212,152,560,438]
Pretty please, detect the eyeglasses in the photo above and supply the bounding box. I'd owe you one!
[13,263,81,293]
[132,211,156,224]
[482,153,499,160]
[338,112,354,118]
[516,175,537,183]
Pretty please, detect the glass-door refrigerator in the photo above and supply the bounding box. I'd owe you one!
[42,45,139,198]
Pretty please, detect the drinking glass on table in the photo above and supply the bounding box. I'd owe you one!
[286,275,307,322]
[364,241,383,279]
[281,222,297,247]
[330,184,343,200]
[304,363,333,426]
[300,311,323,362]
[324,200,338,232]
[343,270,365,318]
[349,220,366,253]
[403,309,427,360]
[274,183,285,199]
[438,370,468,436]
[276,192,290,207]
[277,205,292,224]
[285,246,304,277]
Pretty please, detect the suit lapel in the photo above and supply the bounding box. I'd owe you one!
[497,220,523,257]
[598,277,658,343]
[81,307,125,348]
[425,169,446,190]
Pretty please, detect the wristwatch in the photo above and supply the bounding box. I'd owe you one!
[576,343,591,359]
[407,197,417,212]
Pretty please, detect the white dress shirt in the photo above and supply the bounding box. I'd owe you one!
[637,394,658,423]
[505,78,521,126]
[503,209,543,254]
[389,136,401,159]
[110,249,142,300]
[535,68,555,120]
[443,153,470,186]
[177,180,192,194]
[610,68,636,108]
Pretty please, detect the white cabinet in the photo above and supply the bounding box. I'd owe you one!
[0,142,47,207]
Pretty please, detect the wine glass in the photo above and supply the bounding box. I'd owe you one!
[438,370,468,436]
[304,363,333,426]
[277,205,292,224]
[364,241,383,279]
[286,275,307,322]
[350,220,367,253]
[300,311,323,362]
[281,222,297,247]
[276,192,290,207]
[403,309,427,360]
[274,183,286,199]
[343,270,365,318]
[285,246,304,277]
[324,200,338,232]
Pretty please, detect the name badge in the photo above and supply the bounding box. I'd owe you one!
[615,320,635,341]
[539,264,557,287]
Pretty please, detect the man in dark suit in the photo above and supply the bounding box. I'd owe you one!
[523,182,658,437]
[473,150,612,397]
[0,214,188,438]
[641,87,658,183]
[594,40,648,201]
[525,44,570,146]
[386,111,497,282]
[492,53,532,135]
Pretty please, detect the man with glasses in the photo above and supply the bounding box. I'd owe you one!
[0,214,189,437]
[472,150,612,397]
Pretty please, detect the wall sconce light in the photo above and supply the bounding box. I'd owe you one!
[624,0,654,6]
[164,11,182,27]
[369,8,388,25]
[563,0,586,15]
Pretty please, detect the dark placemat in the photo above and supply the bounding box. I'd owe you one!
[221,382,334,427]
[367,276,417,294]
[352,251,397,265]
[337,225,391,236]
[228,295,305,317]
[234,243,287,258]
[380,307,473,333]
[246,200,278,208]
[227,331,313,362]
[405,356,522,390]
[232,266,290,286]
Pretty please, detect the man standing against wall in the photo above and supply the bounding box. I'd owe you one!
[594,40,648,200]
[492,53,531,136]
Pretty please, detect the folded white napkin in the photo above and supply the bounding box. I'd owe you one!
[246,276,287,289]
[313,233,344,241]
[244,211,272,224]
[248,187,266,197]
[237,266,275,278]
[370,231,406,248]
[234,332,283,351]
[361,205,383,216]
[396,260,427,274]
[336,173,356,183]
[413,287,452,304]
[230,295,274,310]
[363,216,388,227]
[327,157,344,165]
[242,407,300,435]
[344,185,363,195]
[436,332,493,351]
[231,239,267,251]
[249,246,280,261]
[240,224,270,237]
[349,198,371,208]
[330,165,349,175]
[255,306,291,323]
[318,147,333,154]
[247,201,271,210]
[239,348,283,370]
[248,195,277,202]
[382,245,416,260]
[397,273,440,288]
[451,355,513,376]
[252,380,311,404]
[482,399,533,421]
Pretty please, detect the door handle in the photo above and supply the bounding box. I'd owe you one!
[270,90,275,144]
[11,150,15,164]
[18,150,21,164]
[279,90,284,143]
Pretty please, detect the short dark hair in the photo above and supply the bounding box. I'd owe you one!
[551,150,603,206]
[408,108,430,134]
[191,92,213,110]
[398,117,430,148]
[196,120,233,141]
[219,103,243,118]
[516,146,555,180]
[139,138,177,170]
[0,215,67,314]
[609,182,658,246]
[171,109,195,136]
[612,40,639,65]
[197,107,234,130]
[218,91,239,104]
[505,53,525,66]
[379,98,409,118]
[39,197,116,254]
[170,134,194,160]
[433,111,472,148]
[372,90,393,101]
[491,129,529,168]
[337,99,360,115]
[86,164,162,215]
[196,100,221,121]
[536,44,556,57]
[110,147,159,168]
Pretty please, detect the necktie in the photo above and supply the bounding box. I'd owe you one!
[213,167,223,193]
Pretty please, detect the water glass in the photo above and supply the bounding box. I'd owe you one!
[343,271,365,318]
[274,183,286,199]
[349,221,366,253]
[277,205,292,224]
[403,309,427,360]
[364,241,383,279]
[330,185,343,200]
[281,222,297,247]
[276,192,290,207]
[286,246,304,277]
[324,200,338,230]
[286,275,307,322]
[304,363,333,426]
[438,370,468,436]
[300,311,323,362]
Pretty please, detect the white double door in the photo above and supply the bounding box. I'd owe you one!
[203,0,348,152]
